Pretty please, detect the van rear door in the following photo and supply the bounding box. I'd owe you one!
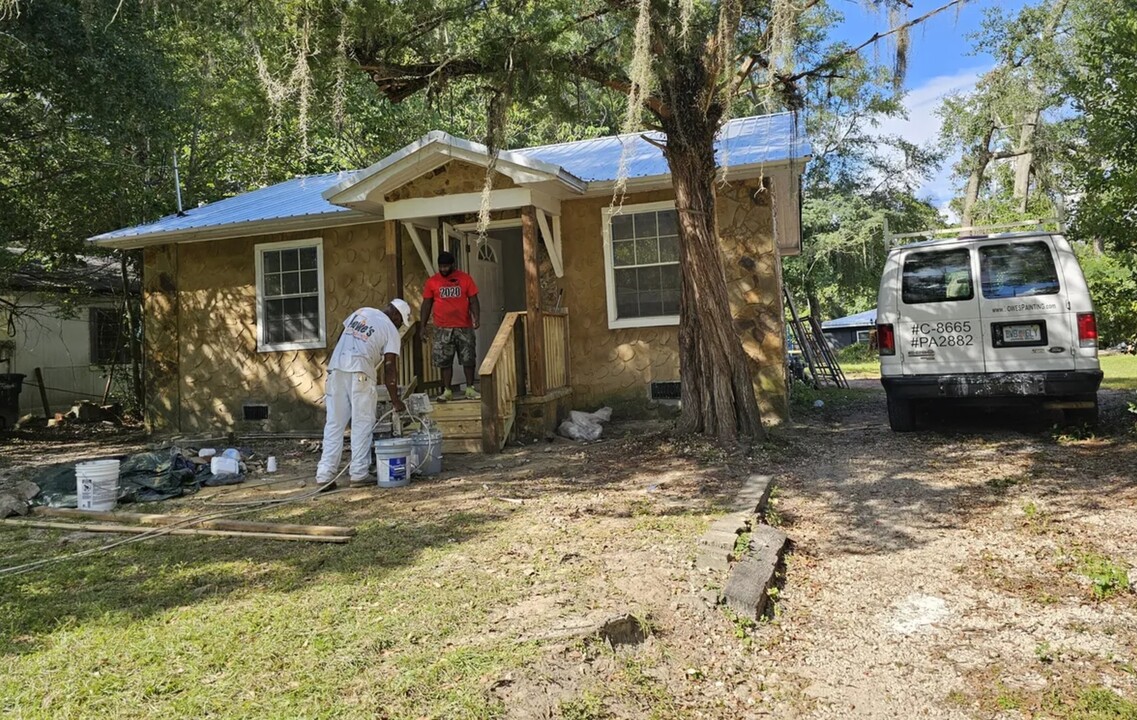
[976,238,1075,372]
[894,245,985,375]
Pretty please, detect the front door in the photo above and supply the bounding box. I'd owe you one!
[468,233,505,364]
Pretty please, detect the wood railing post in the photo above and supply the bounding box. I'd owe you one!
[481,372,499,453]
[522,206,546,396]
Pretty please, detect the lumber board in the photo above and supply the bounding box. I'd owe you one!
[32,507,356,537]
[2,518,351,543]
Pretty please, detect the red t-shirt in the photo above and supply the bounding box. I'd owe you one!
[424,270,479,328]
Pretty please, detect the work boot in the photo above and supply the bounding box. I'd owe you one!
[348,477,372,488]
[438,388,453,403]
[464,386,481,400]
[315,478,338,491]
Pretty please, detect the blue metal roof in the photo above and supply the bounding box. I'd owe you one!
[822,309,877,329]
[92,113,809,246]
[521,113,809,182]
[91,171,362,243]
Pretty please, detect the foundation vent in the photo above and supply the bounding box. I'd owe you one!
[649,381,681,401]
[243,404,269,421]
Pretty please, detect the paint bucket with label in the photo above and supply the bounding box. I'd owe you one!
[411,428,443,477]
[76,459,120,512]
[373,437,413,488]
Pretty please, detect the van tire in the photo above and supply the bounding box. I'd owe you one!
[1065,395,1099,428]
[887,395,917,432]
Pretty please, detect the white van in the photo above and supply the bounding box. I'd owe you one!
[876,226,1102,432]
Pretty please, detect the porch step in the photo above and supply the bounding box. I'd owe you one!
[428,398,483,454]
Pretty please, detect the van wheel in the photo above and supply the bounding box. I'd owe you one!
[1065,395,1099,428]
[887,395,917,432]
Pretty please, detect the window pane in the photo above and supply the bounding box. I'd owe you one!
[300,270,318,294]
[299,246,318,269]
[902,248,973,304]
[660,290,680,315]
[616,288,639,318]
[282,272,300,295]
[636,266,664,315]
[282,297,302,316]
[635,237,660,265]
[611,214,634,241]
[264,273,282,297]
[613,240,636,267]
[281,248,299,271]
[634,212,658,239]
[979,242,1060,299]
[658,235,679,262]
[615,268,637,292]
[264,250,281,274]
[660,264,680,290]
[658,209,678,236]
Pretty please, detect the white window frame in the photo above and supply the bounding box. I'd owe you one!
[856,329,872,344]
[254,237,327,353]
[601,200,681,330]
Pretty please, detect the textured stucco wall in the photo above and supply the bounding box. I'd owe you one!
[385,160,517,202]
[143,222,399,434]
[561,184,786,420]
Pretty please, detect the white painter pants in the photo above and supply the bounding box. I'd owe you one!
[316,369,377,482]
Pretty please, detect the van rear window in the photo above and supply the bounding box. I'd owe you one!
[979,241,1060,299]
[902,248,974,304]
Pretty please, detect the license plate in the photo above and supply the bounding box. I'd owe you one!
[1003,323,1042,343]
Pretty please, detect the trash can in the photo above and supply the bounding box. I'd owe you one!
[0,373,26,429]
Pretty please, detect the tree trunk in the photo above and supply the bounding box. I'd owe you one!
[961,123,995,227]
[659,75,764,443]
[1012,109,1038,213]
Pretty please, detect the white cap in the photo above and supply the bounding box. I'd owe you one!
[390,298,411,327]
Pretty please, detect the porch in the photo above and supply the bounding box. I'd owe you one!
[388,205,573,454]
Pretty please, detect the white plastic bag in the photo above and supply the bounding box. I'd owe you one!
[558,406,614,442]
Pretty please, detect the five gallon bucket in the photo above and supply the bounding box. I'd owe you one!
[373,437,413,488]
[411,428,443,477]
[76,459,121,511]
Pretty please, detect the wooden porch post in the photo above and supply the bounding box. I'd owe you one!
[521,205,547,396]
[385,220,403,301]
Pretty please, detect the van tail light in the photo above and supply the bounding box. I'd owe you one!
[877,323,896,356]
[1077,312,1098,348]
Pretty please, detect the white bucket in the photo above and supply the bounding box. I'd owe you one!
[411,428,443,477]
[373,437,413,488]
[210,456,240,476]
[76,459,121,512]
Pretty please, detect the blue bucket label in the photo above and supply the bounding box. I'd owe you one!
[385,457,407,482]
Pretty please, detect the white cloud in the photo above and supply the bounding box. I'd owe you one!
[875,66,989,208]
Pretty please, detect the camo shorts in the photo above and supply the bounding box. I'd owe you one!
[432,327,477,368]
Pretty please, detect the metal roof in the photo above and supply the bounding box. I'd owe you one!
[91,113,809,247]
[821,309,877,329]
[90,172,363,244]
[521,113,809,182]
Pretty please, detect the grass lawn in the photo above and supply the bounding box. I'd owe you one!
[836,353,1137,391]
[0,434,743,720]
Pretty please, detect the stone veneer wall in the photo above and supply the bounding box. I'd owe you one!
[142,221,411,434]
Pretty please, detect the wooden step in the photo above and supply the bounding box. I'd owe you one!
[427,399,485,454]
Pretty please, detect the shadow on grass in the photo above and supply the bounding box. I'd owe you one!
[0,509,502,656]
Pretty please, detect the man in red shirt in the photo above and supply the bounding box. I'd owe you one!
[422,251,481,401]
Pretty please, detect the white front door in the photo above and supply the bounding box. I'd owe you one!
[468,234,505,364]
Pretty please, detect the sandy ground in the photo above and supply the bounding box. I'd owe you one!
[2,386,1135,718]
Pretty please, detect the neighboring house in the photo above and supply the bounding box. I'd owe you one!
[822,309,877,348]
[89,113,810,452]
[1,254,132,421]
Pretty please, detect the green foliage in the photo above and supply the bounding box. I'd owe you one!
[836,342,877,363]
[1077,552,1131,600]
[1075,244,1137,345]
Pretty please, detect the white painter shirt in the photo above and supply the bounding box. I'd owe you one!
[328,307,401,381]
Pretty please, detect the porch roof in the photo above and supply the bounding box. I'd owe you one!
[89,113,810,248]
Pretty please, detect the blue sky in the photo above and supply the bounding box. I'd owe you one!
[826,0,1034,213]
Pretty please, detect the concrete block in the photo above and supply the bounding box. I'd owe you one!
[731,474,774,516]
[721,525,788,621]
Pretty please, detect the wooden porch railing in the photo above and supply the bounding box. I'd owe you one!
[479,312,524,452]
[397,320,421,395]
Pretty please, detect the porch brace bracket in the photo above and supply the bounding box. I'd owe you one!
[535,209,564,278]
[401,222,437,275]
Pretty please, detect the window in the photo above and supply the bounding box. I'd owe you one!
[979,241,1060,299]
[602,202,681,328]
[856,329,872,345]
[902,248,974,305]
[89,307,128,365]
[255,238,326,352]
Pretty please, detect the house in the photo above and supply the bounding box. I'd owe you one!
[89,113,810,452]
[0,253,132,426]
[821,309,877,348]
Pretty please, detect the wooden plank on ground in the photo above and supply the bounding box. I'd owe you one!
[1,518,351,543]
[33,507,356,537]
